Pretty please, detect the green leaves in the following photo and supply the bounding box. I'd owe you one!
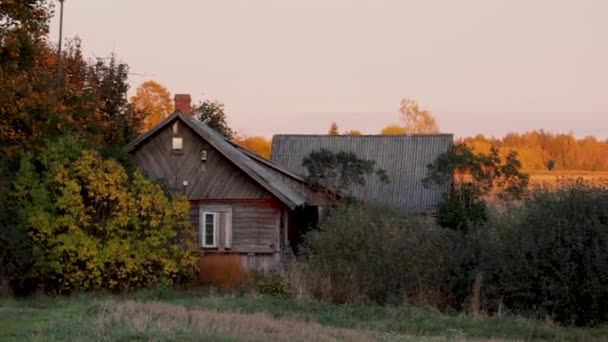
[476,183,608,326]
[424,144,529,232]
[302,148,390,200]
[7,138,197,293]
[192,99,235,140]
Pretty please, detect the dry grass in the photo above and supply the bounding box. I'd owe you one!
[527,170,608,188]
[93,300,379,342]
[6,291,607,341]
[89,300,519,341]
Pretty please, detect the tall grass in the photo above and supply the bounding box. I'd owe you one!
[3,290,607,341]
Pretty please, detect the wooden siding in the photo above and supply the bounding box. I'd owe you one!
[239,253,281,272]
[190,199,281,254]
[132,120,270,200]
[197,252,280,287]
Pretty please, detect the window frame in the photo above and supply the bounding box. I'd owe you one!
[172,136,184,155]
[199,206,233,249]
[201,211,218,248]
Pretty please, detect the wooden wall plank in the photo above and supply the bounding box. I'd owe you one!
[191,200,281,254]
[131,120,271,199]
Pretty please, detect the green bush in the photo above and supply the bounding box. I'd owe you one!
[475,182,608,326]
[300,204,451,305]
[254,272,292,299]
[7,138,198,294]
[436,186,487,233]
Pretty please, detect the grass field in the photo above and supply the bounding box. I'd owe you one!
[2,288,608,341]
[527,170,608,187]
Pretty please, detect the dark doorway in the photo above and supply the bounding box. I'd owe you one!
[288,206,319,255]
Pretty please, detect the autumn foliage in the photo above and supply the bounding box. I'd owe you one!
[2,2,189,293]
[7,138,198,293]
[399,98,439,134]
[234,135,272,159]
[130,81,173,131]
[462,131,608,171]
[380,124,406,135]
[328,122,339,135]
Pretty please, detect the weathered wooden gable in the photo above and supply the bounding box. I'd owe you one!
[131,118,271,200]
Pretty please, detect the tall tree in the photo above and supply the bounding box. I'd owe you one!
[0,0,55,158]
[328,122,339,135]
[85,54,144,146]
[192,99,234,140]
[130,81,172,131]
[381,124,406,135]
[399,98,439,134]
[424,144,529,232]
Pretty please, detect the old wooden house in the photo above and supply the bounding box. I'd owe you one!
[126,94,331,284]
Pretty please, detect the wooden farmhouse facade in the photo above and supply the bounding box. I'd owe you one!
[126,95,332,285]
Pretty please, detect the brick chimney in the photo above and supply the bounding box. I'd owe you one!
[174,94,192,115]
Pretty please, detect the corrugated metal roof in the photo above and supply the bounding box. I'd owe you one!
[126,112,308,209]
[270,134,453,212]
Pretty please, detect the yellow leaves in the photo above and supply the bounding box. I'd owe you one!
[233,135,272,159]
[380,124,406,135]
[12,141,198,293]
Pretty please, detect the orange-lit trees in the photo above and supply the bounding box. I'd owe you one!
[328,122,339,135]
[462,130,608,171]
[0,0,54,158]
[234,135,272,159]
[399,98,439,134]
[380,124,406,135]
[130,81,173,131]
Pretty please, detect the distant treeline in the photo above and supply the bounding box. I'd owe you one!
[461,130,608,171]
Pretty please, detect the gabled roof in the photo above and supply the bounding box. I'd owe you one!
[126,112,310,209]
[270,134,453,213]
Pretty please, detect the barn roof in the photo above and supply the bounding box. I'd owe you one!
[126,112,322,209]
[270,134,453,213]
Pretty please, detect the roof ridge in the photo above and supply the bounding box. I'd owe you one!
[180,114,307,209]
[272,134,454,138]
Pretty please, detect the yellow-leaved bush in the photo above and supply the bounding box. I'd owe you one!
[10,138,198,293]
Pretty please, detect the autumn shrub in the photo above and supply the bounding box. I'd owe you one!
[6,137,198,293]
[299,204,451,304]
[470,182,608,326]
[254,272,292,299]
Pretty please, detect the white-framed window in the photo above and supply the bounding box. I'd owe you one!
[199,206,232,249]
[201,211,218,248]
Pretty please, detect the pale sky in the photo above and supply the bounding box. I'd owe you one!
[49,0,608,139]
